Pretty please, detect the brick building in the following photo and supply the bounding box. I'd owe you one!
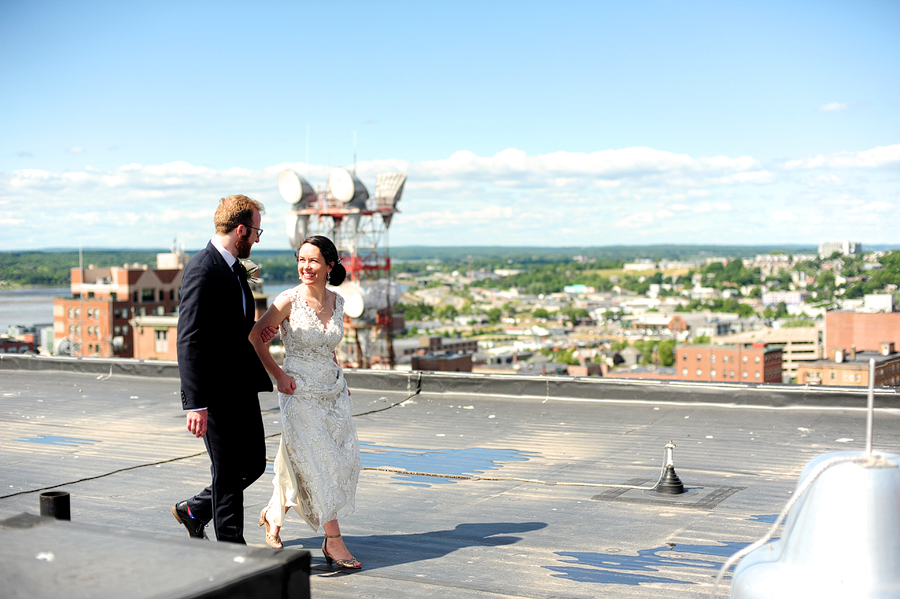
[796,342,900,387]
[676,342,782,383]
[825,311,900,355]
[566,364,604,377]
[52,250,187,357]
[0,336,35,354]
[717,325,823,382]
[411,353,473,372]
[394,335,478,358]
[130,315,179,361]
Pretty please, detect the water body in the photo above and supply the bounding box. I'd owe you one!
[0,287,68,332]
[359,441,533,487]
[0,284,298,334]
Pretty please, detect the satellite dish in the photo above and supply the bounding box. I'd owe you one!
[331,281,365,318]
[327,168,369,208]
[286,213,308,248]
[374,172,407,208]
[343,213,361,250]
[54,337,73,356]
[278,170,317,206]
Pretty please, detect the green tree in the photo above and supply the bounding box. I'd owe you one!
[533,307,550,320]
[658,340,675,366]
[555,348,581,365]
[633,340,657,365]
[775,301,789,318]
[561,304,589,324]
[396,301,433,321]
[782,319,816,328]
[436,305,459,320]
[487,307,502,324]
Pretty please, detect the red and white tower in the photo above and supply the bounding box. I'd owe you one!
[279,168,406,367]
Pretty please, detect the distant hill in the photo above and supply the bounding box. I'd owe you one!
[6,244,899,287]
[387,245,821,263]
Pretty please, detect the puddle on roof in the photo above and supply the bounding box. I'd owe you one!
[359,442,532,486]
[16,436,99,447]
[748,514,780,523]
[545,541,749,586]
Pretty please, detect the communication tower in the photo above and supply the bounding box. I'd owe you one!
[279,168,406,368]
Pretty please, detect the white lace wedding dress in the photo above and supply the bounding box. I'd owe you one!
[266,288,360,531]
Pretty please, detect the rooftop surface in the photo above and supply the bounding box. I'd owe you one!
[2,357,899,598]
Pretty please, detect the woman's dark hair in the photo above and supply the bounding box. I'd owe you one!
[295,235,346,286]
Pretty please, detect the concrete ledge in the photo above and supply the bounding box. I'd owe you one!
[0,353,180,378]
[0,512,311,599]
[344,369,900,409]
[3,353,897,408]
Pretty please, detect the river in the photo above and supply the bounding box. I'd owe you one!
[0,288,68,332]
[0,284,300,334]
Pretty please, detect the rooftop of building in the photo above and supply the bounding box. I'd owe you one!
[717,325,822,343]
[802,349,900,368]
[2,354,899,599]
[679,342,782,353]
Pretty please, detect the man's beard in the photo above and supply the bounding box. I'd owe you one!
[235,232,253,259]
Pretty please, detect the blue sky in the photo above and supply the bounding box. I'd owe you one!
[2,0,899,250]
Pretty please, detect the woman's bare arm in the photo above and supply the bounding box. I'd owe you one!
[249,293,296,394]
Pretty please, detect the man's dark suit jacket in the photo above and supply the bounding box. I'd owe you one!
[177,241,272,410]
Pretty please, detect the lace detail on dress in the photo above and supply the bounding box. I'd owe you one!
[268,288,360,531]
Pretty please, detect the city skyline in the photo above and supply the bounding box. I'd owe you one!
[2,1,899,250]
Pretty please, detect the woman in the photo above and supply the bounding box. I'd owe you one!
[249,235,361,569]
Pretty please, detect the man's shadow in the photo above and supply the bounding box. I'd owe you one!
[282,521,547,571]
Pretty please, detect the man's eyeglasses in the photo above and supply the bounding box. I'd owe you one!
[245,225,263,240]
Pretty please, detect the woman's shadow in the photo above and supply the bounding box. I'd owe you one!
[283,521,547,571]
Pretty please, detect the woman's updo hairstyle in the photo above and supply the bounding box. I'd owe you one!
[295,235,346,286]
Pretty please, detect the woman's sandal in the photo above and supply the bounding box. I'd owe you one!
[322,533,361,569]
[259,507,283,549]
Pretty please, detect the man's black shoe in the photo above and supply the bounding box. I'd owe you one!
[172,501,208,540]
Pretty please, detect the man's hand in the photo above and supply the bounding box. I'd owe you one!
[260,326,278,343]
[186,409,208,438]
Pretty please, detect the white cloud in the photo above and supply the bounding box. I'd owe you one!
[784,144,900,170]
[862,201,894,213]
[615,211,656,229]
[4,144,899,249]
[819,102,850,112]
[772,210,798,222]
[69,146,84,153]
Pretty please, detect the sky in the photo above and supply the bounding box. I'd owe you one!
[2,0,899,251]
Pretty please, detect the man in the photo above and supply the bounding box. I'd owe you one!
[172,194,273,543]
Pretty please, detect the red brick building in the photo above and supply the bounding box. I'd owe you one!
[130,315,179,361]
[1,336,35,354]
[52,250,187,357]
[676,342,783,383]
[411,353,473,372]
[796,343,900,387]
[825,311,900,353]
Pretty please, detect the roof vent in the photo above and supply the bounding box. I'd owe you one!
[655,441,685,494]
